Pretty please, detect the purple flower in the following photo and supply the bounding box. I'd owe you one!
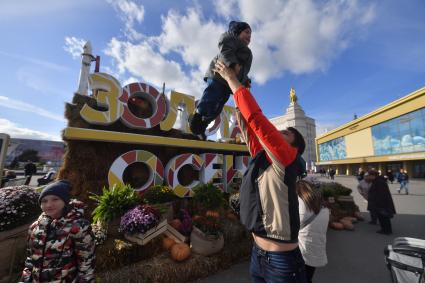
[119,205,160,234]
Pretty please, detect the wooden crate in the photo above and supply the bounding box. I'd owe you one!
[124,219,167,245]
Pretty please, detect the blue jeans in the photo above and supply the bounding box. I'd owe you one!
[399,181,409,193]
[196,78,231,122]
[250,244,307,283]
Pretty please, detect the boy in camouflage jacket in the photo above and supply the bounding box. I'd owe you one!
[21,180,95,282]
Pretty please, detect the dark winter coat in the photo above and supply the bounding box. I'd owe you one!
[367,176,396,217]
[204,31,252,86]
[21,200,95,283]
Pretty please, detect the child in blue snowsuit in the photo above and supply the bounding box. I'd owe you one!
[190,21,252,139]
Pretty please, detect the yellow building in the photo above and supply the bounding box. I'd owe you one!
[315,86,425,178]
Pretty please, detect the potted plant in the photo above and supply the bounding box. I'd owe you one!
[90,183,140,237]
[192,183,226,214]
[120,205,166,245]
[190,213,224,256]
[143,185,177,220]
[0,186,40,279]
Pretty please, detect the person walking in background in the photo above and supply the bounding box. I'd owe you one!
[21,180,95,282]
[357,173,377,224]
[297,180,329,283]
[190,20,252,140]
[329,168,336,180]
[367,170,396,235]
[214,60,307,283]
[397,169,409,194]
[24,161,37,185]
[386,169,394,184]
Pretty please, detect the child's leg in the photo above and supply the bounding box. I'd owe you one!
[196,79,231,122]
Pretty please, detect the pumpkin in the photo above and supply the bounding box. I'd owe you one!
[226,212,238,221]
[192,215,202,222]
[354,211,364,221]
[340,220,354,230]
[163,237,176,251]
[170,243,191,262]
[330,222,344,230]
[344,216,358,223]
[205,210,220,219]
[169,219,182,231]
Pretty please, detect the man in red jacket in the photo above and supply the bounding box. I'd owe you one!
[214,61,307,283]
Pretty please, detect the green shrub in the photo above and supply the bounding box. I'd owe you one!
[320,182,352,198]
[143,185,177,204]
[90,183,140,224]
[192,183,225,211]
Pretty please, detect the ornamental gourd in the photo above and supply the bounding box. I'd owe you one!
[205,210,220,219]
[163,237,176,251]
[169,219,182,231]
[170,243,191,262]
[329,222,344,230]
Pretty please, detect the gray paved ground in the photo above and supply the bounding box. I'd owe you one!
[198,175,425,283]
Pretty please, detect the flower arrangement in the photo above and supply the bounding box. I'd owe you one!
[0,185,40,232]
[119,205,161,235]
[143,185,177,204]
[192,183,225,212]
[91,223,108,246]
[90,183,140,225]
[228,192,240,215]
[175,209,192,236]
[321,182,352,198]
[192,214,222,237]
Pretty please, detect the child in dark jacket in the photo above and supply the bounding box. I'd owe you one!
[190,20,252,139]
[20,180,95,283]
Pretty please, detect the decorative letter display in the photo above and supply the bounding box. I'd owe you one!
[80,72,124,125]
[108,150,164,192]
[119,83,167,129]
[165,153,203,197]
[160,91,195,132]
[223,155,249,189]
[200,153,223,190]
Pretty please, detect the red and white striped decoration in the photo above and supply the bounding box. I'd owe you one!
[119,82,167,129]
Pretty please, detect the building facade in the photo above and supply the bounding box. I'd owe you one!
[315,86,425,178]
[270,88,317,170]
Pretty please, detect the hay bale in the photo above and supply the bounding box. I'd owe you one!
[97,235,252,283]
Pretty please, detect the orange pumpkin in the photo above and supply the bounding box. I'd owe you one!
[169,219,182,231]
[205,210,220,218]
[163,237,176,251]
[170,243,191,262]
[340,220,354,230]
[330,222,344,230]
[192,215,202,222]
[226,212,238,221]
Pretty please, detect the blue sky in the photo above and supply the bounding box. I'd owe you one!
[0,0,424,141]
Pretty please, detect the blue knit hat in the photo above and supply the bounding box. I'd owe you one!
[228,21,251,36]
[39,180,71,205]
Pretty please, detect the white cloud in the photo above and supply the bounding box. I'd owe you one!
[104,0,375,96]
[0,50,69,72]
[0,118,61,141]
[107,0,145,40]
[64,36,86,59]
[214,0,238,19]
[104,38,203,97]
[0,96,65,122]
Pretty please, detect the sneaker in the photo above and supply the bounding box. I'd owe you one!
[189,112,203,135]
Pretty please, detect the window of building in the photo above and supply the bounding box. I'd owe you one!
[371,108,425,156]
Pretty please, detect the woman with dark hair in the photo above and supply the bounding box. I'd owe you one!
[296,180,329,283]
[214,60,307,283]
